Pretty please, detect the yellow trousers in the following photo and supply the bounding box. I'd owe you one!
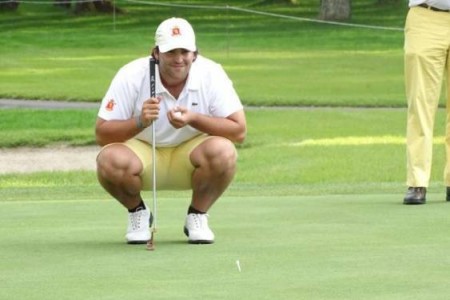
[405,7,450,187]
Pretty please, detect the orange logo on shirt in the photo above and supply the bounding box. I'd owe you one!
[171,26,181,36]
[105,99,116,111]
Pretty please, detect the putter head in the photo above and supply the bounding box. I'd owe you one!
[146,240,155,251]
[146,228,156,251]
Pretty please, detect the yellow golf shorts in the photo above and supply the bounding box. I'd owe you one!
[124,134,211,190]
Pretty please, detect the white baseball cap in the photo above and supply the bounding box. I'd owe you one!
[155,17,196,53]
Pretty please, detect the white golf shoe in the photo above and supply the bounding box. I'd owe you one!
[183,213,215,244]
[126,206,152,244]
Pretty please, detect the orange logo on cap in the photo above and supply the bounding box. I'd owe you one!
[171,26,181,36]
[105,99,116,111]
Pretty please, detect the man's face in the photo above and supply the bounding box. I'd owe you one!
[156,48,196,83]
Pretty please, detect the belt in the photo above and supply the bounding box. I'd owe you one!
[418,3,450,12]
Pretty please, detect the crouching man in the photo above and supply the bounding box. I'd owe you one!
[95,17,247,244]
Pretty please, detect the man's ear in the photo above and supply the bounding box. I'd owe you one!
[193,51,198,62]
[151,47,160,62]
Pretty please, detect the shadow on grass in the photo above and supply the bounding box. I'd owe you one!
[41,238,193,252]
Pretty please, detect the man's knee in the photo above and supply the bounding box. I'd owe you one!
[219,140,237,166]
[196,137,237,170]
[97,144,142,176]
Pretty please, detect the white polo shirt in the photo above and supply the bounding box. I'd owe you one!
[409,0,450,10]
[98,55,243,147]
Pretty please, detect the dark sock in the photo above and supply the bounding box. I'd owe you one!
[188,205,206,215]
[128,200,146,213]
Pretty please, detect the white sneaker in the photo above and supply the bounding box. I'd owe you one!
[183,213,215,244]
[126,206,152,244]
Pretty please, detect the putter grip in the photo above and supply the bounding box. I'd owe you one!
[150,58,156,97]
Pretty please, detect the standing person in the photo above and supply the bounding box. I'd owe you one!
[403,1,450,205]
[95,17,247,244]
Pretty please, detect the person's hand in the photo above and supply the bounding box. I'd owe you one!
[140,97,160,127]
[168,106,189,129]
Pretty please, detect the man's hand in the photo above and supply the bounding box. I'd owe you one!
[140,97,161,127]
[168,106,190,129]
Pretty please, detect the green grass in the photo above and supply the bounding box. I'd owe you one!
[2,194,450,300]
[0,0,418,106]
[2,2,450,299]
[1,107,449,194]
[3,106,449,299]
[0,109,98,147]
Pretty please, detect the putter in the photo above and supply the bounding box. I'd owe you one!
[147,57,157,251]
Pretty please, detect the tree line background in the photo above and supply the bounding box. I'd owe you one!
[0,0,404,21]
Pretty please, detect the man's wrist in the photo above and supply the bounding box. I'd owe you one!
[135,115,149,129]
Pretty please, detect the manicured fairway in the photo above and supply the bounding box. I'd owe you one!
[2,192,450,300]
